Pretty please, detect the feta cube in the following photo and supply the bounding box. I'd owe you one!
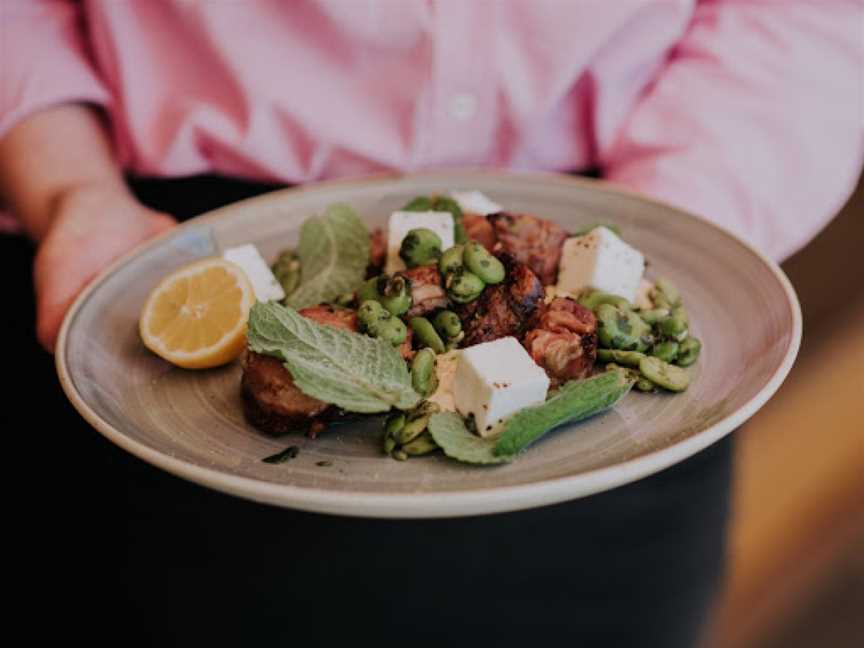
[386,211,455,273]
[450,190,502,215]
[427,349,460,412]
[556,227,645,303]
[222,244,285,302]
[454,337,550,438]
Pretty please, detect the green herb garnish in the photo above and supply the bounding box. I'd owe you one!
[262,445,300,464]
[247,302,421,413]
[285,204,370,309]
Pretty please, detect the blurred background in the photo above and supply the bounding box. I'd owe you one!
[703,169,864,648]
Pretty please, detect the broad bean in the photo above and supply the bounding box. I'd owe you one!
[595,304,653,351]
[446,268,485,303]
[410,317,446,354]
[400,228,443,268]
[411,348,439,397]
[463,242,505,284]
[676,337,701,367]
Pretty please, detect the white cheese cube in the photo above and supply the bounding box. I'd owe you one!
[556,227,645,303]
[222,244,285,302]
[386,211,455,273]
[453,337,550,438]
[450,190,502,215]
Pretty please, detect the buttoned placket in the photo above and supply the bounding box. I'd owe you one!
[421,0,498,167]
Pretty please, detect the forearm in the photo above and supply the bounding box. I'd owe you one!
[0,103,131,242]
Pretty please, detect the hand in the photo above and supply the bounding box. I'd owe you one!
[33,186,176,352]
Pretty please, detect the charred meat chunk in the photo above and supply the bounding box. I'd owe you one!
[488,212,567,286]
[242,305,358,435]
[523,297,597,386]
[367,227,387,276]
[463,213,497,251]
[459,254,544,347]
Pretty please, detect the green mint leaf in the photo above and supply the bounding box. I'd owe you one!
[286,204,370,309]
[494,370,635,456]
[247,302,420,413]
[427,412,513,465]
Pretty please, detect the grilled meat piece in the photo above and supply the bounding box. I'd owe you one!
[397,264,447,319]
[463,213,497,251]
[459,253,544,347]
[488,212,567,286]
[241,305,358,435]
[523,297,597,386]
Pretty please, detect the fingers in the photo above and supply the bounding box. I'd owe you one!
[34,208,177,353]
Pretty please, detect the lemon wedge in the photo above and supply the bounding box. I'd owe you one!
[139,257,255,369]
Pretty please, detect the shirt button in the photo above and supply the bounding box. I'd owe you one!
[448,93,478,121]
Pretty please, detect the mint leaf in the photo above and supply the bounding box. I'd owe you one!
[286,204,369,309]
[247,302,420,413]
[494,370,635,456]
[427,412,513,465]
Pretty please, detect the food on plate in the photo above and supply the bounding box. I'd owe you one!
[557,226,645,303]
[222,243,286,302]
[139,257,255,369]
[488,212,568,285]
[139,188,702,465]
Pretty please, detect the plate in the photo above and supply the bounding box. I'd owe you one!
[56,171,801,518]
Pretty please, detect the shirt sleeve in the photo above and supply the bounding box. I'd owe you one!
[0,0,110,140]
[600,0,864,262]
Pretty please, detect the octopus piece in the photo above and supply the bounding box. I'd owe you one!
[458,253,544,347]
[488,212,568,286]
[397,264,448,319]
[523,297,598,387]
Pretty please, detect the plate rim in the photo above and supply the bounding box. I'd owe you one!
[55,169,802,518]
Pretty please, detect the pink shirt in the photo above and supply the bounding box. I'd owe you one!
[2,0,862,260]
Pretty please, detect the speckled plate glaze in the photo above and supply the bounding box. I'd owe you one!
[57,171,801,518]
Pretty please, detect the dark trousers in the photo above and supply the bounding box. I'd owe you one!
[7,175,733,647]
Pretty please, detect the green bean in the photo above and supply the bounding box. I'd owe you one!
[433,310,463,340]
[654,278,682,307]
[676,337,702,367]
[402,196,467,243]
[578,291,633,311]
[657,311,688,339]
[271,250,302,297]
[650,340,679,363]
[635,377,657,392]
[333,292,356,308]
[638,308,670,324]
[596,348,646,367]
[383,435,397,455]
[446,268,485,303]
[358,300,408,346]
[410,317,446,354]
[400,228,443,268]
[385,412,406,437]
[357,277,380,304]
[411,348,439,397]
[378,274,412,316]
[397,413,433,445]
[402,431,439,456]
[638,356,690,392]
[439,245,465,275]
[595,304,652,351]
[463,241,505,284]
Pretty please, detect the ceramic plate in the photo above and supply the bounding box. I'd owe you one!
[57,171,801,518]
